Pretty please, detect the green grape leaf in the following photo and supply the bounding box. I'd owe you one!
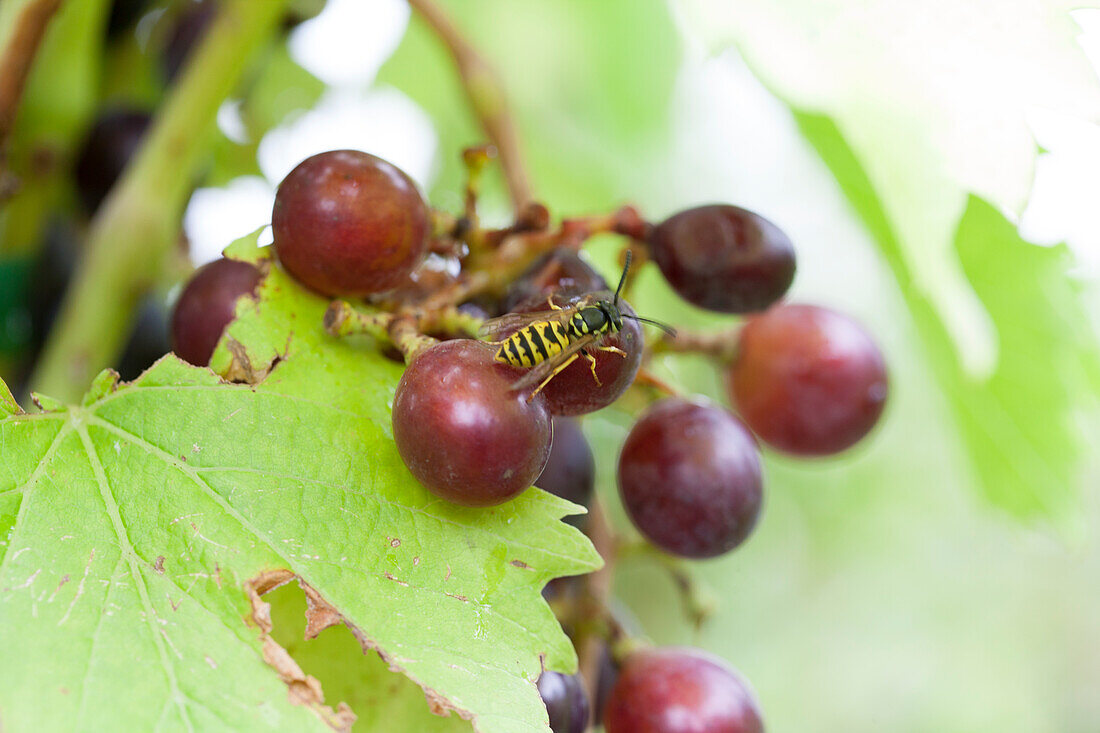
[676,0,1100,519]
[0,236,599,732]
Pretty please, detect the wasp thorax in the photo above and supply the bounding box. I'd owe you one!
[580,306,611,334]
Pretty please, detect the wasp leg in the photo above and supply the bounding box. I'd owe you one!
[547,296,563,311]
[597,345,628,359]
[528,353,580,401]
[583,350,602,386]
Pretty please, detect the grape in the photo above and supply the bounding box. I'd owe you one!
[163,0,216,81]
[729,303,887,456]
[649,204,795,313]
[501,248,608,313]
[604,648,763,733]
[537,670,589,733]
[108,0,150,36]
[593,646,618,725]
[272,150,430,297]
[535,417,595,526]
[618,398,762,558]
[500,291,643,417]
[74,108,151,213]
[170,258,262,367]
[392,340,552,506]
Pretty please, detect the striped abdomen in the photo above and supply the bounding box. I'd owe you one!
[495,319,573,368]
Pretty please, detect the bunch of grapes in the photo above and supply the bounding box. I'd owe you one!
[171,147,887,732]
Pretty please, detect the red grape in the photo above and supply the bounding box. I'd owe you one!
[604,648,763,733]
[618,398,762,558]
[729,303,887,455]
[272,150,429,297]
[537,670,589,733]
[171,258,262,367]
[650,204,795,313]
[392,340,551,506]
[535,417,595,526]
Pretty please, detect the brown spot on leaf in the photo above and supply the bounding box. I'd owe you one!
[382,572,409,587]
[222,337,259,384]
[444,564,452,582]
[444,593,468,602]
[388,538,401,548]
[243,568,480,728]
[509,560,531,570]
[59,687,69,695]
[244,570,355,732]
[153,556,165,574]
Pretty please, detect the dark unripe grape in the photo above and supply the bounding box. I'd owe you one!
[74,109,152,213]
[535,417,595,526]
[618,398,762,558]
[503,291,643,417]
[392,340,551,507]
[730,304,887,456]
[501,248,608,313]
[163,0,216,81]
[108,0,150,36]
[272,150,430,297]
[604,648,763,733]
[650,204,795,313]
[593,646,619,725]
[537,671,589,733]
[117,296,171,380]
[171,258,262,367]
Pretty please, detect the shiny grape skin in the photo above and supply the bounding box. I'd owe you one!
[170,258,262,367]
[501,248,608,313]
[650,204,795,313]
[604,648,764,733]
[618,398,763,558]
[537,671,590,733]
[74,109,151,213]
[272,150,430,297]
[391,340,552,507]
[729,304,887,456]
[502,291,643,417]
[535,417,595,527]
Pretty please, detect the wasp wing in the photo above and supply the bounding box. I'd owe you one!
[478,308,568,341]
[510,332,601,392]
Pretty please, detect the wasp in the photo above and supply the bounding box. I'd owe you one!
[481,251,675,399]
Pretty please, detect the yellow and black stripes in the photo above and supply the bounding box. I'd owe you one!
[496,319,571,368]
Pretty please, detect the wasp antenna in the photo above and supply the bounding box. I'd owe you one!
[623,313,677,337]
[613,250,632,306]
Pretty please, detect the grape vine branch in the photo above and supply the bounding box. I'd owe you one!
[28,0,291,402]
[0,0,63,201]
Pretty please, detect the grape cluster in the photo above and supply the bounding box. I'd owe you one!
[167,147,889,730]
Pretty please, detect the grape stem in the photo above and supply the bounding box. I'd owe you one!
[0,0,63,199]
[649,325,742,363]
[576,498,621,709]
[27,0,291,402]
[618,541,717,632]
[407,0,533,215]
